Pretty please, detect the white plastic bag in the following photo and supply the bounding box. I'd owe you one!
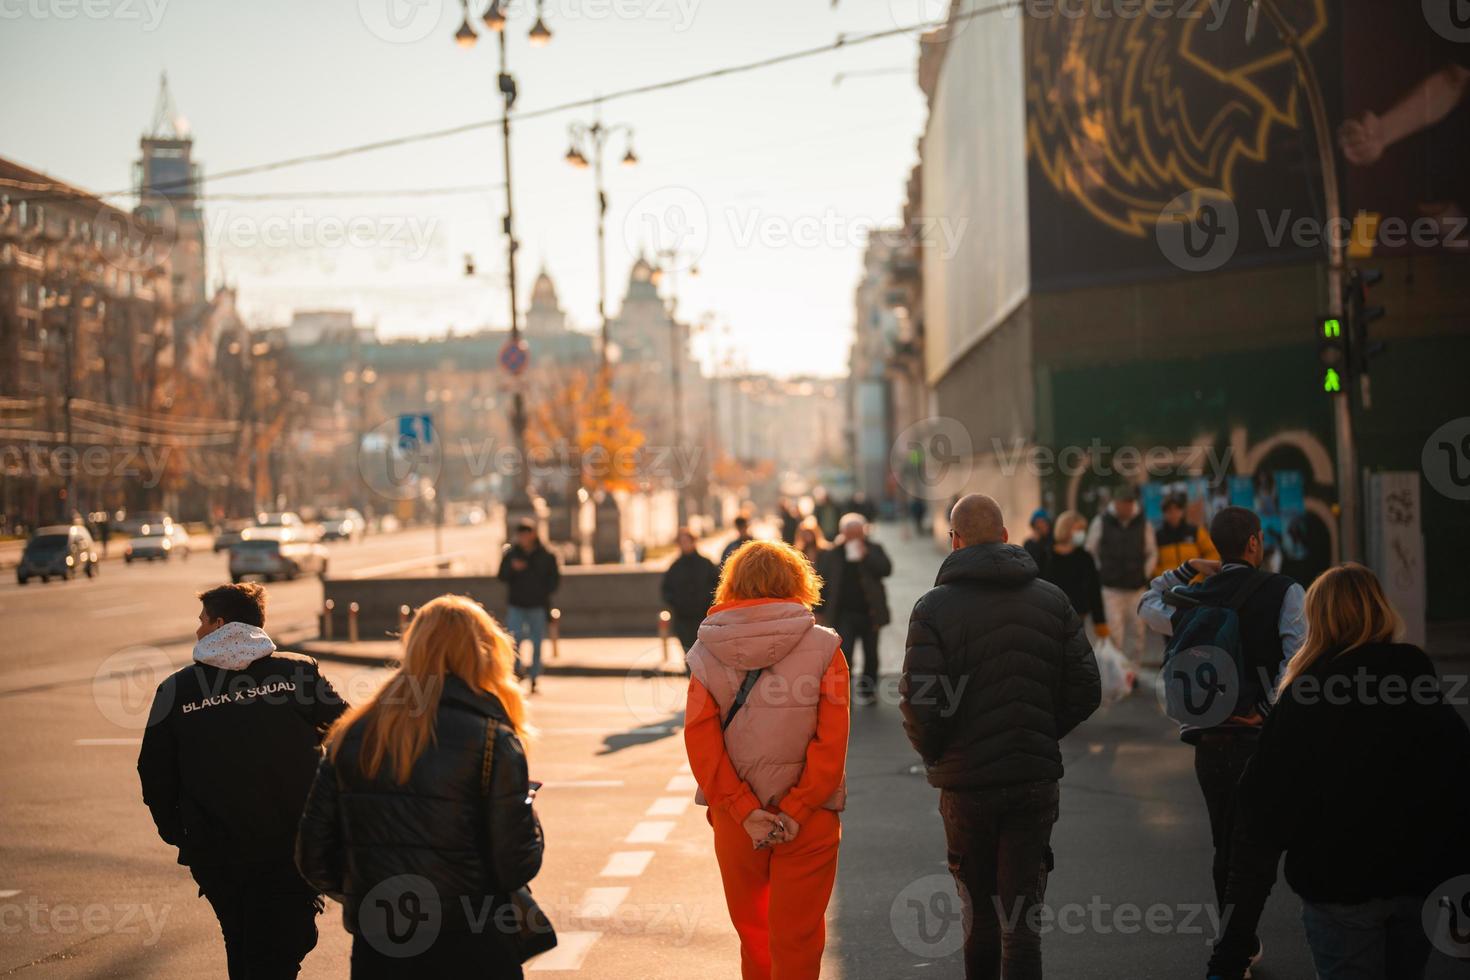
[1094,637,1136,705]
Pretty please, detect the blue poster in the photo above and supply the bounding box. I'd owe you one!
[1229,476,1254,508]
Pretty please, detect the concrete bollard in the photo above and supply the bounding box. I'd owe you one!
[348,602,360,644]
[321,599,335,641]
[398,604,411,635]
[659,609,672,664]
[548,607,561,661]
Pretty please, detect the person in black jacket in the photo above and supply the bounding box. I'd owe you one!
[138,582,346,980]
[719,514,755,566]
[815,513,893,705]
[498,520,560,693]
[1022,508,1053,577]
[901,494,1101,980]
[1206,563,1470,980]
[661,527,720,656]
[296,594,545,979]
[1039,510,1109,642]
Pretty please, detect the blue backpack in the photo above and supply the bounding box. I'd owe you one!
[1161,571,1272,739]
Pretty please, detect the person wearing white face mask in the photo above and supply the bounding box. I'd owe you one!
[1040,511,1109,643]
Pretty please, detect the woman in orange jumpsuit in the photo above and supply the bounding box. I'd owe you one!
[683,539,851,980]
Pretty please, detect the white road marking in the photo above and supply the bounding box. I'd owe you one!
[624,820,675,844]
[528,930,600,972]
[74,738,142,746]
[572,886,630,920]
[645,796,690,817]
[678,760,692,773]
[0,890,20,899]
[541,726,677,736]
[540,780,624,789]
[87,603,150,618]
[598,851,654,877]
[665,773,698,792]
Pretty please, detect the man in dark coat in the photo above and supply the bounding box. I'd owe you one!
[498,519,560,693]
[661,527,720,656]
[901,493,1101,980]
[816,512,892,705]
[138,582,346,980]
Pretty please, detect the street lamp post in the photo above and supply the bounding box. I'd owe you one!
[653,249,698,525]
[1249,0,1359,561]
[566,107,636,561]
[456,0,551,538]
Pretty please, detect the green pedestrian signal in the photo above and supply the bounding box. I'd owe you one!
[1321,318,1341,339]
[1323,368,1342,393]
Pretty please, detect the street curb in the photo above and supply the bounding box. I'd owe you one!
[280,639,688,678]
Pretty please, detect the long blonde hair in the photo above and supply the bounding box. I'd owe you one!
[1277,563,1401,694]
[327,594,531,783]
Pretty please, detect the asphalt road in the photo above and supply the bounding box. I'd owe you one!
[2,523,1467,978]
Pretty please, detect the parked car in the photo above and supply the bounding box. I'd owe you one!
[125,522,191,562]
[115,510,171,537]
[318,508,365,542]
[213,518,254,553]
[16,525,99,584]
[228,529,329,583]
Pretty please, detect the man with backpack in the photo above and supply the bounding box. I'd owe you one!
[1140,506,1305,973]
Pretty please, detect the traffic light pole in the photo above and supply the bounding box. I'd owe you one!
[1254,0,1359,562]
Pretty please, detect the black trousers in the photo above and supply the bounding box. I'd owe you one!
[940,781,1060,980]
[1193,732,1262,946]
[834,609,880,696]
[190,861,321,980]
[672,615,702,656]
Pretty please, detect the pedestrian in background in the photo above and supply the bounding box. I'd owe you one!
[1085,485,1156,666]
[1040,510,1109,643]
[816,513,892,706]
[721,514,756,566]
[297,595,547,978]
[684,540,850,980]
[901,494,1100,980]
[1140,506,1304,974]
[1153,492,1218,576]
[1206,563,1470,980]
[139,582,346,980]
[778,498,802,545]
[662,526,720,656]
[498,519,560,694]
[1023,508,1054,577]
[793,516,826,567]
[812,487,841,541]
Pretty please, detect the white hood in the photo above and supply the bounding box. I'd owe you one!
[193,621,276,670]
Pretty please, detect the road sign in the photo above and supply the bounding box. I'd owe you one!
[499,338,529,376]
[397,413,434,454]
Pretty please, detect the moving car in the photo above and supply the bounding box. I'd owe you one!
[125,522,192,562]
[228,529,329,583]
[318,508,365,542]
[16,525,100,584]
[116,510,171,537]
[256,511,304,531]
[213,518,254,553]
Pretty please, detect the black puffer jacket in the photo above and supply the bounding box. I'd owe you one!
[661,550,720,620]
[901,542,1101,790]
[295,675,543,940]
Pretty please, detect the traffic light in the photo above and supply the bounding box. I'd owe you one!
[1317,315,1347,395]
[1347,268,1386,377]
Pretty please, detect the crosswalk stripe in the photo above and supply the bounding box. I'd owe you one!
[528,930,600,972]
[572,886,630,919]
[598,851,654,877]
[664,774,698,792]
[645,796,690,817]
[624,821,674,844]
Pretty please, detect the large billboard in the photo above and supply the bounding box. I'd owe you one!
[1023,0,1338,287]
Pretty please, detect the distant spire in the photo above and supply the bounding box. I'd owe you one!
[147,71,190,139]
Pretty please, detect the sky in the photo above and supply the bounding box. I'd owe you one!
[0,0,937,377]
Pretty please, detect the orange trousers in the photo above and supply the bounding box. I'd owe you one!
[710,807,841,980]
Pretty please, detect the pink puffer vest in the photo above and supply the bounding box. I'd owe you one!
[686,600,847,812]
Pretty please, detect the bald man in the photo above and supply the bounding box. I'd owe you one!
[901,493,1100,980]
